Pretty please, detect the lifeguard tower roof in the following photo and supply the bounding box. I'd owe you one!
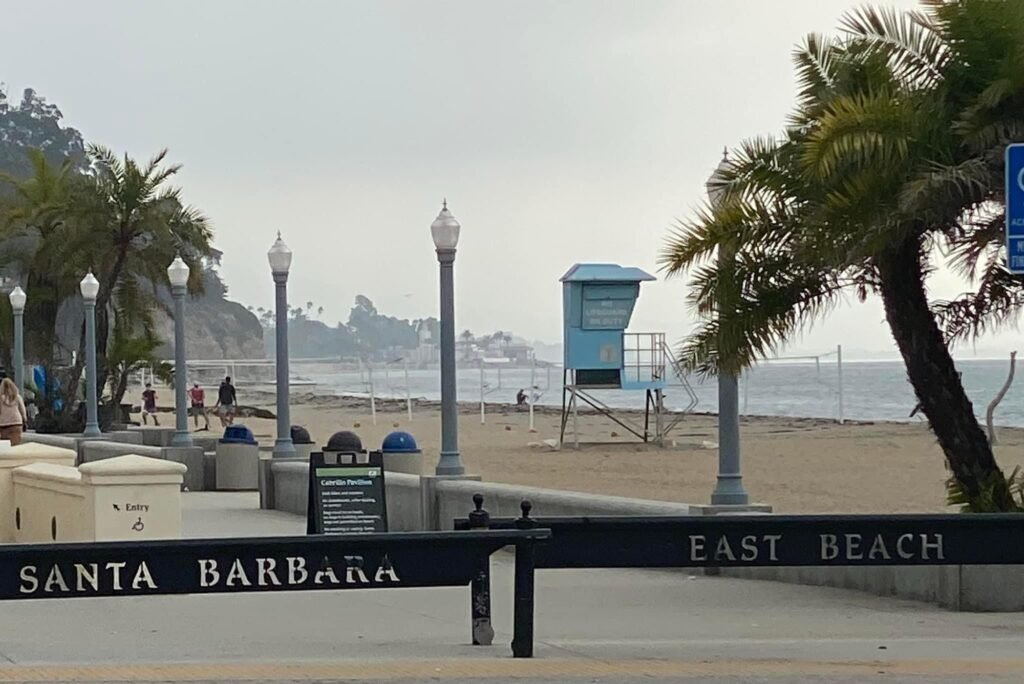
[560,263,656,283]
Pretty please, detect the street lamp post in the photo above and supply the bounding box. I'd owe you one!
[431,200,465,476]
[708,150,749,506]
[9,286,26,395]
[80,272,101,438]
[269,233,295,458]
[168,255,193,447]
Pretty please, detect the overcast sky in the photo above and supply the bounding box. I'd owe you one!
[1,0,1017,358]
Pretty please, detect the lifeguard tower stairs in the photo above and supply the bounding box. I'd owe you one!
[558,263,696,447]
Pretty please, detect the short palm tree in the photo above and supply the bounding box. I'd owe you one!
[67,145,213,398]
[661,0,1024,510]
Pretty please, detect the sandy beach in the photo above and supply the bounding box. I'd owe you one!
[155,389,1023,515]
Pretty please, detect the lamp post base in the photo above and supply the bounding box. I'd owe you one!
[272,438,296,459]
[82,425,102,439]
[171,430,193,448]
[434,450,465,477]
[710,474,749,506]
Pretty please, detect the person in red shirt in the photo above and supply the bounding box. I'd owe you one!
[188,382,210,431]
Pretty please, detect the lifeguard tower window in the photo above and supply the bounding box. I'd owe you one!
[581,285,638,330]
[575,369,621,387]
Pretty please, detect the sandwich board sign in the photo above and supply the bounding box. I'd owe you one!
[1006,143,1024,274]
[306,451,389,535]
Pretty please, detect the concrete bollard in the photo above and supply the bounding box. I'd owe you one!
[12,462,87,542]
[163,446,205,491]
[0,442,78,542]
[216,442,260,490]
[79,454,187,540]
[128,426,176,447]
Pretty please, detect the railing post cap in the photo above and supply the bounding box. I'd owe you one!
[468,492,490,529]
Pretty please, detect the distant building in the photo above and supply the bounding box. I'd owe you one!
[502,343,533,364]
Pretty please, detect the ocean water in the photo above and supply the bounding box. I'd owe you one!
[305,358,1024,428]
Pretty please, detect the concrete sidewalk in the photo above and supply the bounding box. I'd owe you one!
[0,493,1021,683]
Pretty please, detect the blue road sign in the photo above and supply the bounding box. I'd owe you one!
[1006,144,1024,274]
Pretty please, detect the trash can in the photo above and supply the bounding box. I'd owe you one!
[215,425,259,490]
[380,431,422,475]
[291,425,315,460]
[321,430,366,462]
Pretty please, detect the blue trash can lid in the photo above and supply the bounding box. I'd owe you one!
[325,430,363,453]
[381,431,420,454]
[220,424,257,445]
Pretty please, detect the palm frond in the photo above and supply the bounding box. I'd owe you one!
[840,5,948,87]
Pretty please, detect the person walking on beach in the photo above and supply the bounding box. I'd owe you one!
[0,378,27,445]
[141,383,160,425]
[215,376,237,427]
[189,382,209,431]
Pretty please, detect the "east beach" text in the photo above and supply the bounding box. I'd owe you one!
[687,533,944,563]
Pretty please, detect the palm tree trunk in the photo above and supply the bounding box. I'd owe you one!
[876,237,1012,510]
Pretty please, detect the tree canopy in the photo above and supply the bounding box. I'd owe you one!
[661,0,1024,511]
[0,87,216,429]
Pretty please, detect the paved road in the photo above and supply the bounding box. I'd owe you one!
[0,494,1020,682]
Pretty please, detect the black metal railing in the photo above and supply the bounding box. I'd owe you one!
[0,527,550,658]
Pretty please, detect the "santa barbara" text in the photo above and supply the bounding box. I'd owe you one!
[17,554,400,596]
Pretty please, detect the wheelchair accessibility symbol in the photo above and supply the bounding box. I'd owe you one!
[131,517,145,532]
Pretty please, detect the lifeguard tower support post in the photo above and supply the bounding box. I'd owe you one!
[559,263,678,447]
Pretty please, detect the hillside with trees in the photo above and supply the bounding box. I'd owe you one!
[254,294,436,361]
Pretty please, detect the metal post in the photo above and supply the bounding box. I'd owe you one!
[709,150,748,506]
[837,344,845,424]
[272,272,295,457]
[528,361,536,432]
[436,248,464,475]
[711,244,749,506]
[468,493,494,646]
[171,285,192,447]
[404,359,413,422]
[83,300,101,438]
[368,364,377,426]
[479,361,486,425]
[512,501,536,658]
[12,309,24,395]
[742,371,749,415]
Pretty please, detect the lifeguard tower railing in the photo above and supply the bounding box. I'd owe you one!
[621,332,666,388]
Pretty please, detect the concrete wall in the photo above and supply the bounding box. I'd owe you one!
[80,441,163,462]
[718,563,1023,612]
[76,441,205,491]
[23,433,80,451]
[437,479,697,526]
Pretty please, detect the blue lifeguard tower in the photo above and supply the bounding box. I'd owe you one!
[559,263,696,446]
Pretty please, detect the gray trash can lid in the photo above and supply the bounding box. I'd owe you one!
[325,430,364,453]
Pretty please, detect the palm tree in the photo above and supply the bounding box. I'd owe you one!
[661,1,1024,510]
[106,326,173,410]
[67,146,212,399]
[0,150,84,421]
